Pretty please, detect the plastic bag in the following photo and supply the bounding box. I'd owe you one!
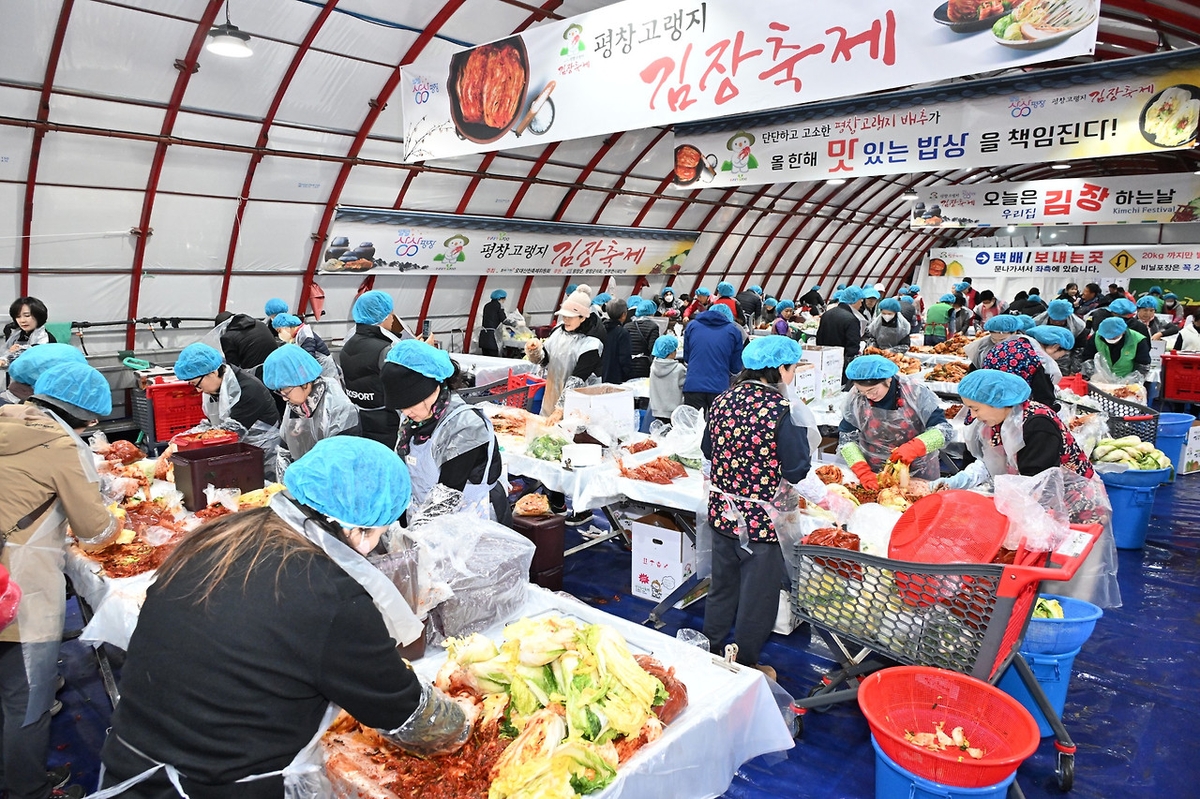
[993,469,1072,552]
[405,515,534,644]
[1062,408,1109,458]
[1051,471,1120,608]
[846,504,902,556]
[368,540,421,614]
[663,405,705,463]
[204,485,241,512]
[406,484,464,530]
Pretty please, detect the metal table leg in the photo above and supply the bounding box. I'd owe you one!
[73,593,121,709]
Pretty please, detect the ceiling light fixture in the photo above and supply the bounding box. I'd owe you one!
[207,1,253,58]
[827,178,847,185]
[1006,225,1016,233]
[1050,163,1071,170]
[900,192,919,201]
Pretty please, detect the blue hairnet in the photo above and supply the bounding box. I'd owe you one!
[776,300,795,313]
[174,343,225,381]
[566,284,578,295]
[810,285,822,292]
[1165,292,1178,300]
[352,290,394,325]
[1136,296,1158,309]
[385,339,455,381]
[836,283,847,290]
[652,335,679,358]
[742,336,802,370]
[845,354,899,381]
[878,298,901,313]
[832,290,844,302]
[273,313,302,329]
[264,298,288,316]
[938,293,956,303]
[958,369,1031,408]
[1029,325,1075,350]
[634,300,657,317]
[900,295,914,304]
[8,343,86,386]
[284,437,411,527]
[711,304,735,323]
[1097,317,1128,340]
[750,285,763,295]
[661,287,676,296]
[1016,315,1036,331]
[1149,285,1163,295]
[490,289,507,300]
[984,315,1021,333]
[953,281,969,291]
[840,286,864,304]
[1046,299,1073,321]
[33,362,112,418]
[695,287,711,297]
[763,296,777,307]
[1108,298,1136,316]
[593,292,612,305]
[716,281,735,298]
[863,287,881,300]
[261,346,322,390]
[910,284,921,292]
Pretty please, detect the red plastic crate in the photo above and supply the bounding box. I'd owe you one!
[490,370,546,410]
[1161,353,1200,403]
[142,382,205,442]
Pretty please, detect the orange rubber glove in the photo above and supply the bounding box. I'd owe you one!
[850,460,879,490]
[890,438,928,465]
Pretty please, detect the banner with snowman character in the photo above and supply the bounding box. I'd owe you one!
[318,208,698,277]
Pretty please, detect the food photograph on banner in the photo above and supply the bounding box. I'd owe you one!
[401,0,1100,163]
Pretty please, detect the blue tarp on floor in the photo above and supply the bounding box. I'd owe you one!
[48,478,1200,797]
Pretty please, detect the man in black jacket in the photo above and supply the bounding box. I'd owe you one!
[735,285,763,326]
[797,284,825,314]
[600,299,633,383]
[340,291,400,447]
[816,286,865,381]
[216,312,279,373]
[479,289,506,356]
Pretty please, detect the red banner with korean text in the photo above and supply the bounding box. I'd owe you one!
[400,0,1099,162]
[674,64,1198,190]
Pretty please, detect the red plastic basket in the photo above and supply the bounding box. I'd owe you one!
[857,666,1039,788]
[144,382,205,442]
[490,370,546,409]
[1161,352,1200,404]
[173,430,239,451]
[1057,374,1088,397]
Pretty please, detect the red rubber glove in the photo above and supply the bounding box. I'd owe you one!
[850,460,879,490]
[890,438,928,466]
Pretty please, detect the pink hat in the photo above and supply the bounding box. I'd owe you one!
[556,285,593,318]
[0,565,21,632]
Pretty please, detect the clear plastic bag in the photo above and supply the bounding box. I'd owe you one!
[406,515,534,644]
[406,484,464,529]
[1061,407,1109,458]
[369,540,421,614]
[846,504,902,556]
[993,469,1072,552]
[664,405,705,462]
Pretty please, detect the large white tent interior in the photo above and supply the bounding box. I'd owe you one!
[4,0,1200,415]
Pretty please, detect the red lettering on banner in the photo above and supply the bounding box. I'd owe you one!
[640,44,697,111]
[1076,182,1110,213]
[701,31,763,106]
[827,10,896,65]
[828,138,858,172]
[758,22,825,93]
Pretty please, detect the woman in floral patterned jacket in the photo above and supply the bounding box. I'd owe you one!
[701,336,812,680]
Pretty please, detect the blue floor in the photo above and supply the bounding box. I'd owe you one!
[47,478,1200,798]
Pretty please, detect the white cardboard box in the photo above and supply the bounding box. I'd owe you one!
[1181,421,1200,475]
[631,513,696,604]
[563,384,635,437]
[792,362,819,404]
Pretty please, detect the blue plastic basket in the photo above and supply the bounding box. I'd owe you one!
[1021,594,1103,655]
[871,735,1016,799]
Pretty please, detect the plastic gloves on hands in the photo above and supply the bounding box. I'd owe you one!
[850,460,879,490]
[931,462,989,491]
[377,682,470,757]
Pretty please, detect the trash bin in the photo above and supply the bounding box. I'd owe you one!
[998,648,1082,737]
[1154,412,1195,482]
[1099,468,1171,549]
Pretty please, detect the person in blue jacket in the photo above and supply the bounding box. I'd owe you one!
[681,303,744,414]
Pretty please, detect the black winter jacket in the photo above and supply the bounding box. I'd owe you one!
[220,315,279,371]
[339,324,398,447]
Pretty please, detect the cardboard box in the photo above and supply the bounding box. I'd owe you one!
[820,373,844,400]
[1181,421,1200,475]
[631,513,696,604]
[792,362,819,404]
[563,384,636,437]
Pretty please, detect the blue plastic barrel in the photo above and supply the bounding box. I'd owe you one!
[1099,468,1170,549]
[1155,412,1195,482]
[871,736,1016,799]
[998,648,1082,737]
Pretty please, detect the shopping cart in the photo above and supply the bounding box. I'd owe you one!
[783,524,1099,795]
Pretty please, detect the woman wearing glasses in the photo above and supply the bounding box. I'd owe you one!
[260,346,360,477]
[172,343,281,462]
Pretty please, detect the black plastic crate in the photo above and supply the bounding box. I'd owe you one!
[1086,385,1158,444]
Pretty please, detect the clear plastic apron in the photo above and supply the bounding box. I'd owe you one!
[407,404,503,521]
[844,380,941,480]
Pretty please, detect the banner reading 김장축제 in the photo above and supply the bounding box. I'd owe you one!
[910,172,1200,228]
[317,209,698,278]
[399,0,1099,162]
[925,246,1200,280]
[672,63,1200,190]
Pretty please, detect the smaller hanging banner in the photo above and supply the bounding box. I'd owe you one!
[910,173,1200,228]
[927,245,1200,280]
[318,208,697,278]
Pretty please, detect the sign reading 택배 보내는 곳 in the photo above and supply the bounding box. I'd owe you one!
[671,62,1199,190]
[399,0,1099,163]
[909,173,1200,229]
[317,209,698,278]
[926,246,1200,281]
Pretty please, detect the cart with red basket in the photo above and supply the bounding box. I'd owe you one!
[783,491,1099,796]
